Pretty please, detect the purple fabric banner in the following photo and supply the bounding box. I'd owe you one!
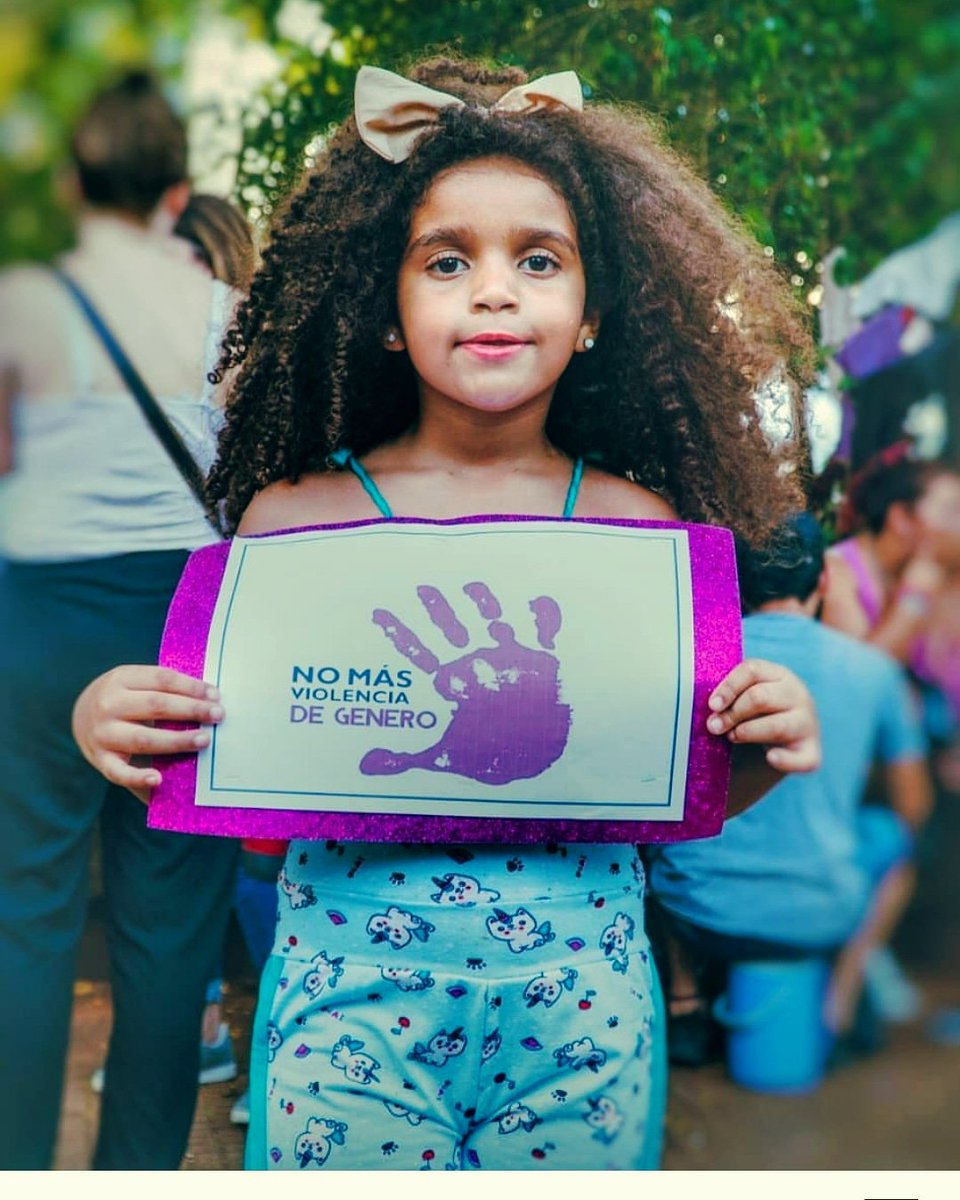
[148,516,741,844]
[834,304,912,380]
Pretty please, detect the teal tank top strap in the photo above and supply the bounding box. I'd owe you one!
[562,456,585,518]
[331,448,583,520]
[328,447,394,519]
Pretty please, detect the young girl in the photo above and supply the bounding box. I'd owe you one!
[73,57,819,1171]
[825,446,960,782]
[825,446,960,668]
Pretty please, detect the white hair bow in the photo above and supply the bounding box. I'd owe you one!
[354,65,584,163]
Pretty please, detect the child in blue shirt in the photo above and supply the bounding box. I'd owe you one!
[649,512,932,1062]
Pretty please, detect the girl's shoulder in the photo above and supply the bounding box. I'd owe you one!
[236,471,374,534]
[577,467,678,522]
[236,465,679,535]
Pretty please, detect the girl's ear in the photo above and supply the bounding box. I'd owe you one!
[383,327,406,352]
[575,314,600,353]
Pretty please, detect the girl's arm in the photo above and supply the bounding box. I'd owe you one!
[72,666,224,802]
[708,657,821,817]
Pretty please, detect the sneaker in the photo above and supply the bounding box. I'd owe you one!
[230,1087,250,1126]
[863,947,923,1024]
[90,1023,238,1093]
[667,1006,724,1067]
[199,1022,238,1084]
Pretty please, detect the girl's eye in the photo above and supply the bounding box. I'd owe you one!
[520,252,560,274]
[427,254,467,276]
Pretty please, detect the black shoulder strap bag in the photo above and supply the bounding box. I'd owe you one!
[53,268,223,536]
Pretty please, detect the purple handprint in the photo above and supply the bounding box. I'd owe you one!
[359,582,571,785]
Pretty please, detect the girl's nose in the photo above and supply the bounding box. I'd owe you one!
[470,258,519,311]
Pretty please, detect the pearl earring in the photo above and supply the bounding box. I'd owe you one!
[583,336,596,350]
[386,331,398,344]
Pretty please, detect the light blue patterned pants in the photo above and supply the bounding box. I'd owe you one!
[245,840,666,1170]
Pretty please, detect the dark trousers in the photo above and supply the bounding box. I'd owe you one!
[0,552,239,1169]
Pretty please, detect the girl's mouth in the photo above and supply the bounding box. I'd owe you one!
[457,333,531,360]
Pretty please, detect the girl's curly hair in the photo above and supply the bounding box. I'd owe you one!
[209,55,815,538]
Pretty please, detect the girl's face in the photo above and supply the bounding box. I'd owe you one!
[393,156,595,421]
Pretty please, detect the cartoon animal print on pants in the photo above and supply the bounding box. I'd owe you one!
[383,1101,424,1126]
[496,1101,541,1135]
[599,912,635,973]
[303,950,344,998]
[359,583,571,784]
[430,872,501,906]
[524,966,578,1007]
[278,867,317,910]
[481,1028,502,1062]
[379,965,436,992]
[294,1117,348,1168]
[583,1095,624,1143]
[267,1023,283,1062]
[366,906,435,949]
[486,906,555,953]
[407,1027,467,1067]
[330,1035,380,1085]
[553,1036,608,1073]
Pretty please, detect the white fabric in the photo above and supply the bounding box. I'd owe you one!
[0,215,236,561]
[818,246,861,350]
[853,212,960,322]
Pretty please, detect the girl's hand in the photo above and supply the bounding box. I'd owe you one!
[708,657,820,775]
[72,665,224,802]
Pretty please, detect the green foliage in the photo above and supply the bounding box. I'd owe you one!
[0,0,192,262]
[3,0,957,302]
[234,0,959,300]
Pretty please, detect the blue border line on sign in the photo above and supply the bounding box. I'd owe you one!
[207,524,689,814]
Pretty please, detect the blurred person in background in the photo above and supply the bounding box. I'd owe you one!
[823,446,960,1016]
[824,444,960,759]
[174,191,257,294]
[0,70,239,1169]
[647,512,932,1066]
[87,187,260,1101]
[175,191,280,1132]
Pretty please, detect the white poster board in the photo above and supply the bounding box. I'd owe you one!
[195,520,694,825]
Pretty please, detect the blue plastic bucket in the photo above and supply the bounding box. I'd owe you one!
[713,959,832,1094]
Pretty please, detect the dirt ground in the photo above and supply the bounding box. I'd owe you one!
[54,778,960,1171]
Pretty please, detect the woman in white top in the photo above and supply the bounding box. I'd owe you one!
[0,71,240,1170]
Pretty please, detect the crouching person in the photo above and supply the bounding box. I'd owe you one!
[646,512,932,1068]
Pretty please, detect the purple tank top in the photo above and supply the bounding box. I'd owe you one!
[830,537,883,626]
[831,537,944,692]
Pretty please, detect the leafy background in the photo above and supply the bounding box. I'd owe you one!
[2,0,957,312]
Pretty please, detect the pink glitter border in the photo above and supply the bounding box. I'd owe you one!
[148,516,741,843]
